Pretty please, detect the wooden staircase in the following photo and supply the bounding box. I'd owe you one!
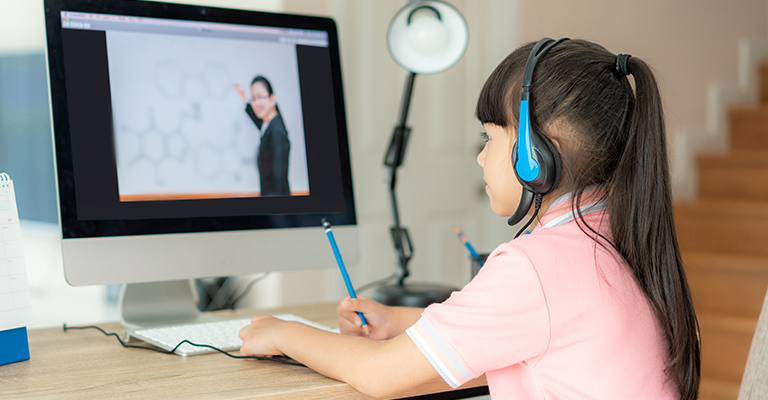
[675,65,768,400]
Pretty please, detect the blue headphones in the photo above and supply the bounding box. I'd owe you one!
[508,38,568,226]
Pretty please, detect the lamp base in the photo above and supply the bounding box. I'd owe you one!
[372,282,457,308]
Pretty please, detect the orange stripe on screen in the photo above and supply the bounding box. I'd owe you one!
[119,191,310,202]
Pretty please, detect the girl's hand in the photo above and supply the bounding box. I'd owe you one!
[233,83,247,103]
[238,315,290,357]
[336,296,398,340]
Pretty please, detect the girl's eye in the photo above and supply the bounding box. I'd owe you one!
[480,132,490,142]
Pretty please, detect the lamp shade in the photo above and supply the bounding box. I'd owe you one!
[387,1,468,75]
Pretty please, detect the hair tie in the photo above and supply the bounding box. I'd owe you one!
[615,54,631,76]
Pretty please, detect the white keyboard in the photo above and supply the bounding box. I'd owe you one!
[128,314,336,357]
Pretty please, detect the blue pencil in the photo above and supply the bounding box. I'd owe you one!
[454,226,484,267]
[322,218,370,337]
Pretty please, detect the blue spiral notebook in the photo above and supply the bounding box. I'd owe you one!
[0,173,31,366]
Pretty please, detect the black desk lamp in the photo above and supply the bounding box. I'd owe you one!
[372,0,469,307]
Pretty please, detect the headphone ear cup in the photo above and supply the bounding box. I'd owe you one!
[511,139,535,192]
[512,125,561,194]
[511,129,542,193]
[532,132,561,195]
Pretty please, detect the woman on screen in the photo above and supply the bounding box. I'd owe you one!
[235,76,291,196]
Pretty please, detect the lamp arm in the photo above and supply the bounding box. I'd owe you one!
[384,72,417,169]
[384,72,418,285]
[397,72,417,129]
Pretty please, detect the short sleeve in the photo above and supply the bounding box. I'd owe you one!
[405,244,550,388]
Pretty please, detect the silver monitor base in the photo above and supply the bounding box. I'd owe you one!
[118,280,216,329]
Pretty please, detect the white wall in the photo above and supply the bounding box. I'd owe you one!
[0,1,46,53]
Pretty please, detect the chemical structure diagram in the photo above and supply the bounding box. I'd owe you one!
[114,61,257,190]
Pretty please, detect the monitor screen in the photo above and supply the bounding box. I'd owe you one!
[44,0,358,290]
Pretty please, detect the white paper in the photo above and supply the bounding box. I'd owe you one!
[0,176,32,331]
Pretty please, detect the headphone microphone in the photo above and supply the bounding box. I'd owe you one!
[508,38,568,230]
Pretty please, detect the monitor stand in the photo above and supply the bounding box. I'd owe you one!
[119,280,217,329]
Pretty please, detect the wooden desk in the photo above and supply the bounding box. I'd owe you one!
[1,303,488,399]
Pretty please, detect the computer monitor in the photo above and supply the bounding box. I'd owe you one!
[43,0,359,328]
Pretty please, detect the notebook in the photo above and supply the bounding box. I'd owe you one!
[0,173,31,366]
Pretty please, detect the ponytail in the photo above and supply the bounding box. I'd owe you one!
[608,57,700,400]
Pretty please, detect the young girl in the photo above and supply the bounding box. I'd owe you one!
[238,38,701,400]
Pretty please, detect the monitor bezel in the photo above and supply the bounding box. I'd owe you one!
[44,0,357,240]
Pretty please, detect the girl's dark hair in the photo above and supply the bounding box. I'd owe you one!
[476,39,700,400]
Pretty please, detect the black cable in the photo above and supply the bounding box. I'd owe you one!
[515,193,544,239]
[62,323,306,367]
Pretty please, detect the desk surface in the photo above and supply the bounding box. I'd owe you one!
[1,303,487,399]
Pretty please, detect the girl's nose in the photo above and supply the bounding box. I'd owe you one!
[477,145,487,167]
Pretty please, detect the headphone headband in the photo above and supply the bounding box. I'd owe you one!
[508,37,568,227]
[521,38,569,91]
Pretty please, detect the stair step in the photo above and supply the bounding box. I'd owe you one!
[730,106,768,151]
[686,64,768,400]
[683,251,768,317]
[698,151,768,201]
[699,378,741,400]
[675,200,768,256]
[699,151,768,168]
[699,313,757,383]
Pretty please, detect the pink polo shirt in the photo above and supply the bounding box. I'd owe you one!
[406,194,676,399]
